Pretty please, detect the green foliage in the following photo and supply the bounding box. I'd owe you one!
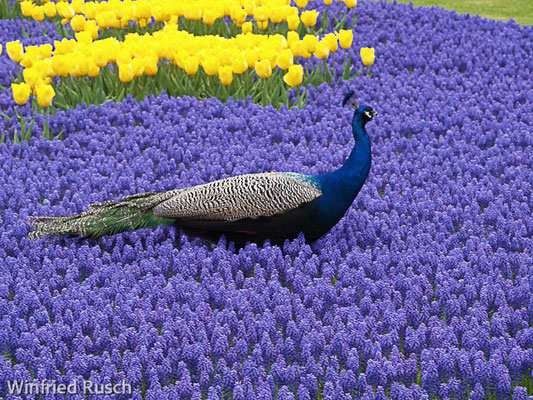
[372,0,533,26]
[4,6,363,143]
[0,0,23,19]
[32,13,361,113]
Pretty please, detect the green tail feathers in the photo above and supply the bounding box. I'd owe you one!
[28,190,179,239]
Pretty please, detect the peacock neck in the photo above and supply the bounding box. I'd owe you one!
[304,110,372,238]
[340,113,371,176]
[316,112,372,203]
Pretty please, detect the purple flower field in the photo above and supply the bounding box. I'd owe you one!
[1,1,532,399]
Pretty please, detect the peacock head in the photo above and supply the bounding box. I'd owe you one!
[342,90,378,122]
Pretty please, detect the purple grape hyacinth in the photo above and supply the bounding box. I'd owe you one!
[1,1,533,399]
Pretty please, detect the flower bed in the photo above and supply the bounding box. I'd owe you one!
[0,1,532,399]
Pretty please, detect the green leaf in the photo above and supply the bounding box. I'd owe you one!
[1,112,11,123]
[336,10,347,30]
[320,9,329,34]
[23,118,35,141]
[95,86,106,105]
[20,117,26,135]
[55,130,64,140]
[351,14,357,28]
[43,119,50,140]
[343,54,353,80]
[21,24,29,38]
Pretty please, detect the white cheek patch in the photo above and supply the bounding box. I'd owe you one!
[364,111,372,118]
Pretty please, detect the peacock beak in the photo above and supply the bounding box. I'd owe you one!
[371,110,379,117]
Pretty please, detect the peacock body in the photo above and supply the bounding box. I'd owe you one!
[29,92,377,242]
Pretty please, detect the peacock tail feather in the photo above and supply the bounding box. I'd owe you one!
[28,190,179,239]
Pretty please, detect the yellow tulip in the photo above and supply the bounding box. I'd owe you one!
[34,59,53,78]
[23,67,41,87]
[287,14,300,30]
[202,57,219,76]
[132,58,144,77]
[231,54,248,74]
[92,48,108,68]
[295,0,308,8]
[262,48,277,67]
[52,55,69,76]
[144,56,158,76]
[290,40,304,58]
[184,56,199,75]
[84,20,99,40]
[20,1,32,17]
[287,31,299,47]
[11,83,31,105]
[301,10,319,27]
[360,47,375,66]
[83,2,96,19]
[75,31,93,44]
[324,0,333,4]
[165,16,179,30]
[6,41,24,63]
[344,0,357,8]
[202,9,217,26]
[134,2,151,19]
[88,58,100,78]
[270,7,284,24]
[53,39,76,55]
[116,49,132,66]
[0,44,2,57]
[20,53,35,69]
[258,21,268,30]
[254,6,269,22]
[277,49,293,70]
[314,41,330,59]
[172,49,186,68]
[218,65,233,85]
[303,35,318,53]
[71,0,84,13]
[242,0,254,14]
[255,60,272,79]
[70,15,86,32]
[283,64,303,87]
[337,30,353,49]
[96,11,118,28]
[231,7,247,25]
[35,84,55,107]
[56,2,74,19]
[184,7,202,21]
[325,33,338,52]
[219,50,232,66]
[37,44,53,59]
[244,49,258,68]
[152,6,167,22]
[31,6,45,22]
[241,22,253,34]
[119,63,134,82]
[70,55,89,77]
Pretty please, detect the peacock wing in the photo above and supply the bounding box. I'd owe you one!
[152,172,322,221]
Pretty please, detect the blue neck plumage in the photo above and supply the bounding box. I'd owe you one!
[316,111,372,205]
[340,112,371,176]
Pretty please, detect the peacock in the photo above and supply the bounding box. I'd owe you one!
[28,91,377,243]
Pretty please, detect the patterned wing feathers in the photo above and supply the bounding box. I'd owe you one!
[153,172,321,221]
